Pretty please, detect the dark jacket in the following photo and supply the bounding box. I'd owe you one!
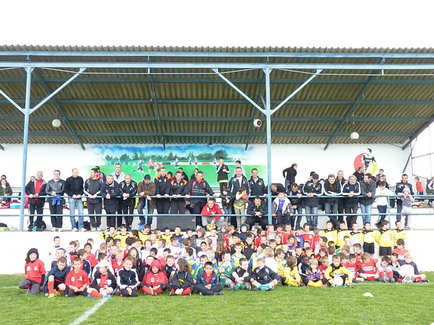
[25,179,47,206]
[137,180,156,207]
[154,175,171,195]
[251,266,278,284]
[169,179,188,197]
[360,180,376,205]
[84,178,103,204]
[342,182,361,206]
[323,180,342,204]
[231,266,252,283]
[302,181,323,207]
[187,178,214,204]
[45,179,66,201]
[288,188,302,206]
[216,164,230,182]
[42,265,70,293]
[196,270,220,286]
[170,270,195,290]
[247,200,267,217]
[117,268,139,289]
[64,176,84,197]
[248,177,267,197]
[119,180,138,206]
[229,175,250,195]
[101,181,121,212]
[90,270,117,290]
[282,166,297,183]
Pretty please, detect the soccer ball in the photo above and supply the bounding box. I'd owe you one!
[333,276,344,287]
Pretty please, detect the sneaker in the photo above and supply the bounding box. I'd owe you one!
[80,228,87,232]
[96,227,101,231]
[87,294,93,298]
[48,293,55,298]
[92,227,97,232]
[51,227,57,232]
[199,292,203,295]
[169,292,174,296]
[57,228,62,232]
[72,228,78,232]
[355,278,364,282]
[103,295,111,299]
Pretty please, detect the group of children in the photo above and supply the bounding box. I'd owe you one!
[19,220,428,298]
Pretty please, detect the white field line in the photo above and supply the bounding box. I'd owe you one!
[68,298,109,325]
[0,286,17,289]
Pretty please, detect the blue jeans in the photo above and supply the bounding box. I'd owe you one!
[376,205,387,225]
[68,197,84,230]
[360,204,372,224]
[305,206,318,228]
[137,199,154,225]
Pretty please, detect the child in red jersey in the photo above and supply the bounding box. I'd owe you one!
[343,254,360,279]
[358,252,378,281]
[65,258,90,297]
[392,239,409,260]
[19,248,46,294]
[140,260,168,296]
[111,250,124,277]
[300,223,314,248]
[87,261,116,298]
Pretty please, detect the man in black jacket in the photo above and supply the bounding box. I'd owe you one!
[169,171,188,214]
[216,158,230,192]
[395,174,414,222]
[25,171,46,231]
[248,168,267,201]
[186,171,214,227]
[102,175,122,229]
[154,167,171,216]
[229,167,250,195]
[46,170,66,231]
[302,173,323,228]
[282,163,297,192]
[246,196,268,229]
[342,175,361,229]
[65,168,84,232]
[84,168,103,231]
[119,174,137,230]
[360,173,376,225]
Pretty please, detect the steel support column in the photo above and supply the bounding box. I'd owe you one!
[264,68,273,224]
[19,67,33,232]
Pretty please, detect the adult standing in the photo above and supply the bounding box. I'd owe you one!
[64,168,84,232]
[282,163,297,192]
[102,175,122,229]
[186,171,214,228]
[216,157,230,192]
[119,174,138,231]
[25,171,46,231]
[154,167,171,215]
[336,170,346,223]
[248,168,267,200]
[84,168,103,231]
[426,176,434,207]
[46,170,66,232]
[302,173,323,228]
[229,167,250,196]
[353,167,364,183]
[169,171,188,214]
[111,163,126,228]
[359,173,376,224]
[323,174,342,229]
[137,175,156,226]
[395,174,414,222]
[342,175,361,229]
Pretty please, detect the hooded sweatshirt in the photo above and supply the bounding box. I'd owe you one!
[142,260,168,287]
[24,248,46,283]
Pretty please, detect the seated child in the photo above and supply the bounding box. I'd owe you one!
[231,258,252,290]
[250,258,279,291]
[196,261,224,295]
[19,248,46,294]
[324,255,353,286]
[377,256,394,282]
[65,257,90,297]
[169,258,195,296]
[141,260,168,296]
[398,253,427,283]
[117,257,139,297]
[163,255,177,281]
[43,256,69,298]
[111,250,124,277]
[392,239,409,260]
[218,252,235,288]
[281,256,301,287]
[87,260,117,298]
[358,252,378,281]
[304,258,326,288]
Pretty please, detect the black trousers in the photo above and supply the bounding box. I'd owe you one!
[122,203,135,228]
[192,201,206,227]
[156,198,170,214]
[88,202,102,228]
[247,216,268,229]
[344,203,358,229]
[196,284,223,295]
[106,209,117,228]
[116,199,124,228]
[29,203,44,229]
[49,204,63,228]
[170,199,186,214]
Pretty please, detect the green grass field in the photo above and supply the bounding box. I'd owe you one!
[97,164,266,187]
[1,273,434,325]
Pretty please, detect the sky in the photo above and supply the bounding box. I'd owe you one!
[1,0,433,48]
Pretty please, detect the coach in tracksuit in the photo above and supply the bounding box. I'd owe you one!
[102,175,122,228]
[170,171,188,214]
[323,174,342,229]
[84,168,104,231]
[229,167,250,195]
[302,173,323,229]
[154,168,171,215]
[46,170,66,231]
[119,175,137,230]
[248,168,267,201]
[186,171,214,227]
[342,175,361,229]
[216,158,230,192]
[395,174,414,222]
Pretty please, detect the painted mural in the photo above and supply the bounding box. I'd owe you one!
[89,144,267,186]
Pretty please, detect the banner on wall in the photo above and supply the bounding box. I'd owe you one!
[353,148,378,175]
[89,144,266,186]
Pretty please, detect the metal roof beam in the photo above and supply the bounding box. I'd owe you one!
[1,61,434,70]
[244,70,265,150]
[1,77,434,85]
[0,131,413,138]
[1,50,434,59]
[0,144,4,151]
[147,59,166,150]
[2,98,433,106]
[402,114,434,150]
[33,69,86,150]
[1,116,431,123]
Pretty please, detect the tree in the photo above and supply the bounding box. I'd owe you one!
[214,149,229,160]
[119,154,130,161]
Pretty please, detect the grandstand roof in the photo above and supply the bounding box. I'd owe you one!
[0,45,433,150]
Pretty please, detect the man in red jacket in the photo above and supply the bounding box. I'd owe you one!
[201,198,225,229]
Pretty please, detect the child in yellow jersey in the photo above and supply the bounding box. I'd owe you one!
[362,222,376,254]
[274,249,287,277]
[376,220,394,256]
[320,220,337,245]
[114,224,130,248]
[336,221,351,248]
[281,256,301,287]
[100,226,117,241]
[393,221,407,247]
[324,255,353,286]
[349,223,364,247]
[231,243,246,268]
[160,227,173,243]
